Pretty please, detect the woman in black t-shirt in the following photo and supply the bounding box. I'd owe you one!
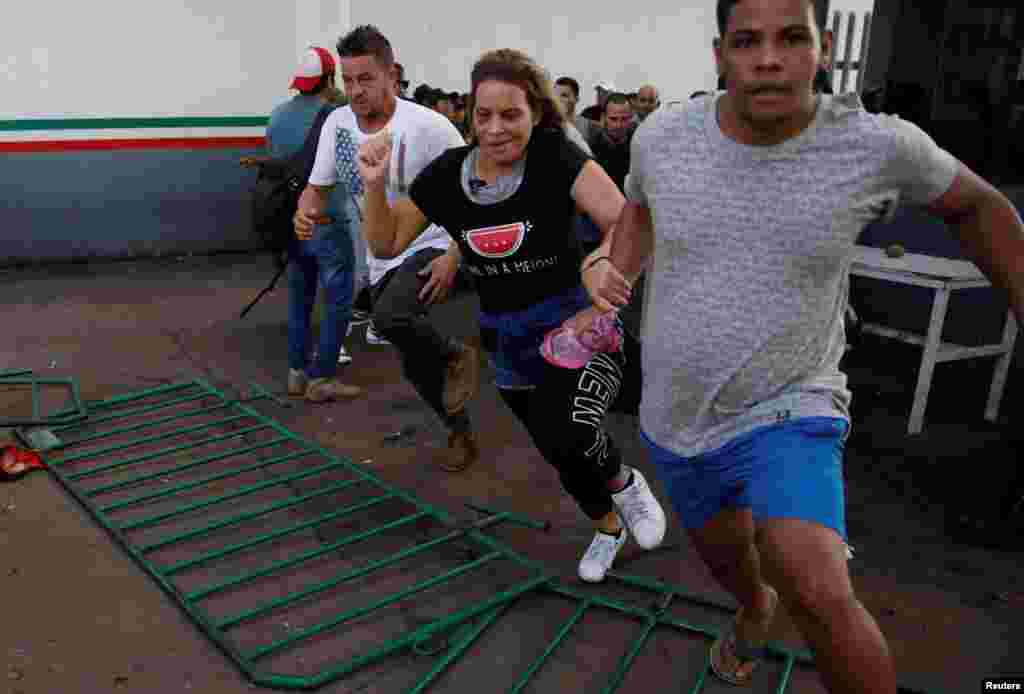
[357,48,666,583]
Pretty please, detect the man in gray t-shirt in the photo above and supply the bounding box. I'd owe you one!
[583,0,1024,691]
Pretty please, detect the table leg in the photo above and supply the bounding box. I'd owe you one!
[985,310,1019,422]
[908,288,951,435]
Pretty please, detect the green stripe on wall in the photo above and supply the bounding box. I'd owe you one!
[0,116,268,131]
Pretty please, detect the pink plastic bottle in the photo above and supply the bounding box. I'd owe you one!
[540,313,622,369]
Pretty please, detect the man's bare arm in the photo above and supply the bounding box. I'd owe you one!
[928,165,1024,324]
[610,201,654,284]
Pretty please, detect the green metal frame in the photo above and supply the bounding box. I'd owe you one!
[0,368,88,426]
[31,376,937,693]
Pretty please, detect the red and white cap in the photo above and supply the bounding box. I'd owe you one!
[290,47,336,91]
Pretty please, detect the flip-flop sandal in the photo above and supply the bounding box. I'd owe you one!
[0,445,46,482]
[709,587,779,686]
[710,613,769,686]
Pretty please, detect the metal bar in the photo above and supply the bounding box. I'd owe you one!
[298,572,555,690]
[119,458,350,532]
[31,377,39,420]
[246,551,503,661]
[856,12,873,94]
[600,592,675,694]
[509,599,590,694]
[408,603,511,694]
[60,401,234,448]
[187,511,432,603]
[830,11,842,88]
[216,510,526,631]
[685,662,712,694]
[0,369,33,378]
[860,322,927,347]
[57,413,253,464]
[546,583,815,665]
[936,343,1015,362]
[0,377,89,426]
[80,380,201,411]
[607,571,735,613]
[985,311,1018,421]
[776,654,796,693]
[40,425,263,687]
[86,436,289,496]
[137,477,363,553]
[47,381,200,421]
[66,423,271,480]
[161,492,395,576]
[224,391,552,577]
[51,392,211,432]
[840,11,857,93]
[97,446,318,513]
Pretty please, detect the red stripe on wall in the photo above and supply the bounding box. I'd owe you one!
[0,136,266,153]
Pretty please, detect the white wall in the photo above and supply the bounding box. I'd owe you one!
[3,0,723,121]
[351,0,721,105]
[1,1,351,120]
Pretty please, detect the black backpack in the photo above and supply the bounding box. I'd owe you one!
[240,104,336,318]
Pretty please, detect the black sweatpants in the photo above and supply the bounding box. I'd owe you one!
[496,333,641,520]
[370,247,471,433]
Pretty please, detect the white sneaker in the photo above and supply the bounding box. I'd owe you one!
[337,345,352,365]
[578,526,628,583]
[611,468,667,550]
[365,323,391,346]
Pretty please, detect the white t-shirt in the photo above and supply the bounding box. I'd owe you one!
[309,99,466,284]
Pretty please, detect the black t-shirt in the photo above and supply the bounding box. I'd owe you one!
[409,127,591,315]
[587,127,634,192]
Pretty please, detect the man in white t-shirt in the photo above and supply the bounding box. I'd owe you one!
[296,25,481,473]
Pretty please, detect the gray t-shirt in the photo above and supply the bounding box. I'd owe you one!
[626,92,959,456]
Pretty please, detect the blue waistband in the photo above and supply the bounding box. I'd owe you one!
[479,285,591,388]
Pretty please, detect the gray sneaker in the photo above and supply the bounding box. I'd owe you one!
[365,323,391,345]
[287,369,308,398]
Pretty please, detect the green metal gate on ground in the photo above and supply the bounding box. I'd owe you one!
[6,373,934,693]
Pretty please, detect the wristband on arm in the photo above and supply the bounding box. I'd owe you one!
[582,255,613,273]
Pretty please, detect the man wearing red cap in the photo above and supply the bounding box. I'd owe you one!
[269,46,363,403]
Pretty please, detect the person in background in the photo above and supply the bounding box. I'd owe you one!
[634,84,661,121]
[270,47,362,402]
[296,25,481,473]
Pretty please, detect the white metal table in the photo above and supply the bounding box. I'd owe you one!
[849,246,1018,435]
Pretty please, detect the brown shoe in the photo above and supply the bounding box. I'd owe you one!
[439,430,479,472]
[305,377,363,403]
[442,342,481,415]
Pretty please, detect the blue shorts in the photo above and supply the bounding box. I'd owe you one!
[641,417,849,540]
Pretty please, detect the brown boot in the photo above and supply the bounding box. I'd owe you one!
[305,377,363,403]
[439,430,479,472]
[442,342,480,415]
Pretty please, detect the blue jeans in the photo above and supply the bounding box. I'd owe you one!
[287,229,355,379]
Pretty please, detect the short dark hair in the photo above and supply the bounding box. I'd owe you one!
[413,83,432,103]
[555,76,580,99]
[336,25,395,67]
[716,0,818,37]
[604,92,632,111]
[690,90,710,99]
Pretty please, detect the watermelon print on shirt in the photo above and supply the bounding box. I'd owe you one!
[464,222,531,259]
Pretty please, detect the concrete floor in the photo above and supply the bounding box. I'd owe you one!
[1,252,1021,694]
